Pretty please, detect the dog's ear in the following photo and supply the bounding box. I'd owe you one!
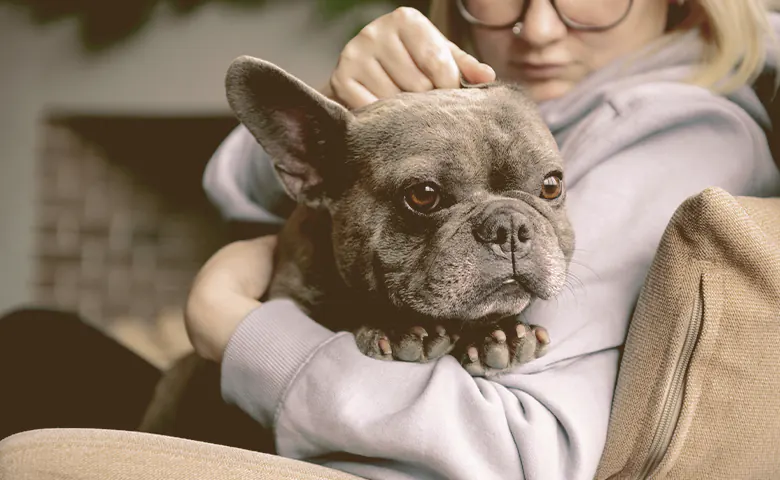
[225,56,352,207]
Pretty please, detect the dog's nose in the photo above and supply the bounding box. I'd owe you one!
[474,208,532,255]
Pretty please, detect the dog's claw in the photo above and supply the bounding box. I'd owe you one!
[410,326,428,339]
[459,319,550,377]
[467,346,479,363]
[535,327,550,345]
[354,325,459,363]
[378,337,392,356]
[426,325,456,359]
[516,323,528,338]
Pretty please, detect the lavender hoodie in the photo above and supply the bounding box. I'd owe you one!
[202,20,780,480]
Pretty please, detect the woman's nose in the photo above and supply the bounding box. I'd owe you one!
[518,0,568,47]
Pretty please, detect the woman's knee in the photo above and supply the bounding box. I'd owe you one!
[0,307,92,346]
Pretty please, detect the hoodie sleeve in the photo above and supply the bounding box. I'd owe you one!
[219,86,780,480]
[202,124,292,225]
[221,299,618,480]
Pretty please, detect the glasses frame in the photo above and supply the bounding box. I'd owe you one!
[455,0,635,33]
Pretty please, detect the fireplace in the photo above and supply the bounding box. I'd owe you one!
[33,114,241,367]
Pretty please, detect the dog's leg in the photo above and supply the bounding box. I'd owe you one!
[458,317,550,377]
[354,325,459,363]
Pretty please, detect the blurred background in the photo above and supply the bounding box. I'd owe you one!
[0,0,427,370]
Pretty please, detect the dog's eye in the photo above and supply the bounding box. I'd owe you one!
[404,182,442,213]
[540,174,563,200]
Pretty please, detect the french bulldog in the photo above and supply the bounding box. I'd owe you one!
[226,56,575,376]
[138,56,574,440]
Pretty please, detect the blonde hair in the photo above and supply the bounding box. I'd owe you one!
[428,0,779,94]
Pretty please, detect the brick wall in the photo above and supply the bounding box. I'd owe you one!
[32,115,239,364]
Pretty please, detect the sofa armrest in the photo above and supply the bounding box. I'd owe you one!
[596,188,780,479]
[0,428,364,480]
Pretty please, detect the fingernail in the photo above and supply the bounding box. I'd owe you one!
[535,328,550,345]
[516,324,528,338]
[468,347,479,362]
[410,326,428,339]
[378,337,392,355]
[491,330,507,344]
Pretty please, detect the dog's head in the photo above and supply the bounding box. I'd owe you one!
[226,56,574,325]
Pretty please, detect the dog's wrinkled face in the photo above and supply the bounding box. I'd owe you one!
[226,56,574,325]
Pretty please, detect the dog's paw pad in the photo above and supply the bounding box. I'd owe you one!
[426,325,459,359]
[460,321,551,377]
[354,327,394,361]
[394,327,428,362]
[483,328,511,369]
[463,346,486,376]
[355,325,460,363]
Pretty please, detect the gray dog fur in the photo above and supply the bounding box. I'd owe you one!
[139,55,574,436]
[227,56,574,374]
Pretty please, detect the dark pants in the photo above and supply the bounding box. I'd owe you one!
[0,307,274,453]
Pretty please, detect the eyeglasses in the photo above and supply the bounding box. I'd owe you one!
[456,0,634,33]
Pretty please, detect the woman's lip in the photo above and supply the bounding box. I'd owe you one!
[514,62,568,79]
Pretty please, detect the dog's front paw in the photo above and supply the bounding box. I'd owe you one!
[354,325,459,363]
[459,320,550,377]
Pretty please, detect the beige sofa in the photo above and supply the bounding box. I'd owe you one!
[3,187,780,479]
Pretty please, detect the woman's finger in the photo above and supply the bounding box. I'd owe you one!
[397,9,461,89]
[352,58,404,100]
[330,72,379,109]
[377,34,436,93]
[449,42,496,85]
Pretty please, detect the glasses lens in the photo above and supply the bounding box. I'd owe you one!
[555,0,632,28]
[460,0,632,30]
[460,0,524,27]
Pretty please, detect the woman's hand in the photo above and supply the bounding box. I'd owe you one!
[184,235,277,362]
[322,7,496,109]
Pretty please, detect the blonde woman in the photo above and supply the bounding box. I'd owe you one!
[187,1,780,479]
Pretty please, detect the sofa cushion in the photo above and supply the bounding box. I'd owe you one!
[0,428,364,480]
[596,187,780,479]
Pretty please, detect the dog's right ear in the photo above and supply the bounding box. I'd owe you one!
[225,56,353,207]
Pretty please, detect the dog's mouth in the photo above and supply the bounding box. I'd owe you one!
[498,274,534,291]
[452,276,535,324]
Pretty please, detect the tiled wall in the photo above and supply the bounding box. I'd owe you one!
[32,115,239,364]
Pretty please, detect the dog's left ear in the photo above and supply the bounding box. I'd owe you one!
[225,55,352,207]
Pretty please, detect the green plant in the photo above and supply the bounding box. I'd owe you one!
[3,0,429,52]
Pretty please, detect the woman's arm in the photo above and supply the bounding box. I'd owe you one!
[223,299,617,480]
[185,236,277,363]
